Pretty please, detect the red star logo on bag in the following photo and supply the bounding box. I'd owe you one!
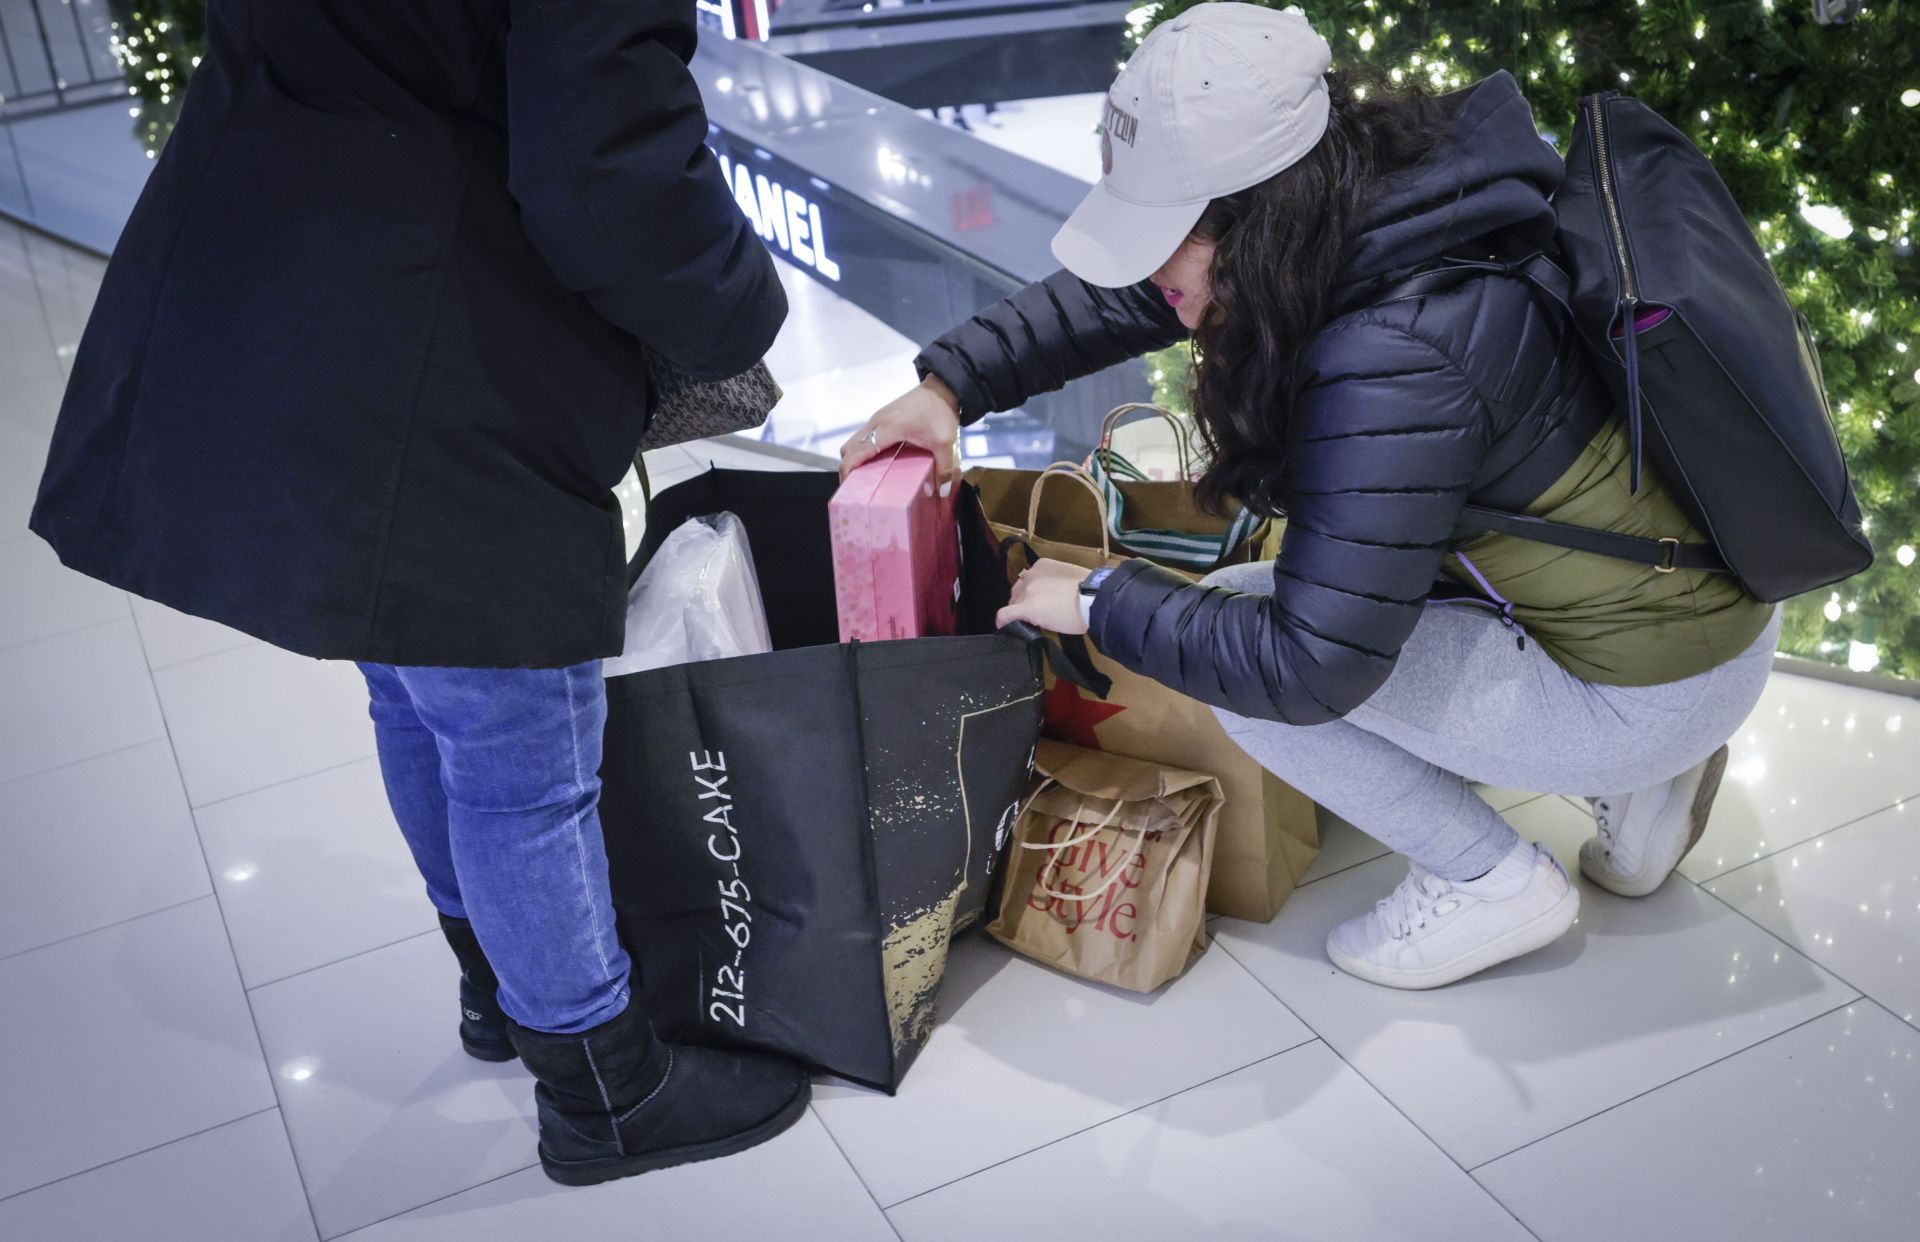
[1042,679,1127,750]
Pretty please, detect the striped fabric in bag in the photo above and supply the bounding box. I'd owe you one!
[1087,445,1263,569]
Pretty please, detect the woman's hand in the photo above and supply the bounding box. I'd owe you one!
[840,376,964,493]
[997,558,1093,636]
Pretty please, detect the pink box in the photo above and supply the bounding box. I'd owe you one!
[830,446,960,643]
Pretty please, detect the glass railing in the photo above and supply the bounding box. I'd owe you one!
[0,0,156,251]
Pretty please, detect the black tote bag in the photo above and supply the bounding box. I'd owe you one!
[598,468,1050,1092]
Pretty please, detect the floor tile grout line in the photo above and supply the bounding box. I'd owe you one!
[1241,838,1874,1190]
[1293,848,1391,891]
[244,926,443,995]
[0,892,215,967]
[1692,789,1920,885]
[0,734,165,791]
[14,223,67,376]
[807,1102,905,1241]
[124,605,329,1242]
[1463,994,1865,1176]
[189,751,380,813]
[0,1105,282,1207]
[323,1161,541,1241]
[141,634,267,675]
[1205,936,1543,1242]
[1691,879,1885,1014]
[875,1038,1316,1213]
[0,609,166,784]
[1858,993,1920,1031]
[0,609,132,654]
[1297,848,1390,890]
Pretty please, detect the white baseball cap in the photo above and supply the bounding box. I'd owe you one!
[1052,2,1334,288]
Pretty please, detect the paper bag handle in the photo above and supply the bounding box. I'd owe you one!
[1098,403,1194,480]
[1023,463,1112,560]
[1017,778,1150,905]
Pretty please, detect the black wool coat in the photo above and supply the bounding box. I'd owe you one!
[32,0,785,668]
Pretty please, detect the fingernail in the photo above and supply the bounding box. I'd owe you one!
[939,481,953,498]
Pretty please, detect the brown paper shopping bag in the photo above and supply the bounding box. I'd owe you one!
[967,456,1320,924]
[987,740,1220,993]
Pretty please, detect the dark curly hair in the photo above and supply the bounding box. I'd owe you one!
[1188,70,1448,517]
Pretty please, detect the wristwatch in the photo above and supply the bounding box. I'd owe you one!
[1077,566,1116,626]
[1079,566,1116,598]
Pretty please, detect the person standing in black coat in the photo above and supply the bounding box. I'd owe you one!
[844,3,1777,992]
[30,0,809,1185]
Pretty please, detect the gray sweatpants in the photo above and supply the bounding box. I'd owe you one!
[1204,562,1782,882]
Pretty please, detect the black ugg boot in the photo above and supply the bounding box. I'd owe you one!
[508,999,810,1186]
[437,914,516,1063]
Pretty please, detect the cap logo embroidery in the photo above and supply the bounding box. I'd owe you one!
[1101,98,1140,148]
[1098,98,1138,176]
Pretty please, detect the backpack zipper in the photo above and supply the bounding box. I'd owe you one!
[1585,94,1638,305]
[1584,92,1647,494]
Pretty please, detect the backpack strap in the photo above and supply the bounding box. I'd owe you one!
[1456,505,1729,575]
[1359,244,1573,315]
[1343,245,1723,575]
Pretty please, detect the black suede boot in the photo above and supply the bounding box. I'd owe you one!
[437,914,516,1063]
[508,999,810,1186]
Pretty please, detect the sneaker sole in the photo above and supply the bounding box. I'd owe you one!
[1580,745,1729,899]
[1326,883,1581,991]
[536,1077,812,1187]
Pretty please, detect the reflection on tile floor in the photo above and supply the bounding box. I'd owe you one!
[1475,1002,1920,1242]
[1705,800,1920,1028]
[3,218,1918,1239]
[1213,797,1859,1169]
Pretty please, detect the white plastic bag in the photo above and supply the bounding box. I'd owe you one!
[603,512,773,678]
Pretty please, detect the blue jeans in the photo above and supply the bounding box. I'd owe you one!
[359,660,632,1034]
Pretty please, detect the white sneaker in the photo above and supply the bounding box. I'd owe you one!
[1580,745,1729,898]
[1325,844,1580,990]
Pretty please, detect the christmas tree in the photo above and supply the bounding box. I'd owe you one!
[105,1,202,162]
[1134,0,1919,679]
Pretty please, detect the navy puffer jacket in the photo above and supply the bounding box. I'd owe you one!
[917,73,1612,724]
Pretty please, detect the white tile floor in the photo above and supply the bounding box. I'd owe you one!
[3,218,1919,1241]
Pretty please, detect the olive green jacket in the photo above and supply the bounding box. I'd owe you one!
[1445,419,1774,686]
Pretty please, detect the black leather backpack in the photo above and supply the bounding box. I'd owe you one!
[1372,92,1873,603]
